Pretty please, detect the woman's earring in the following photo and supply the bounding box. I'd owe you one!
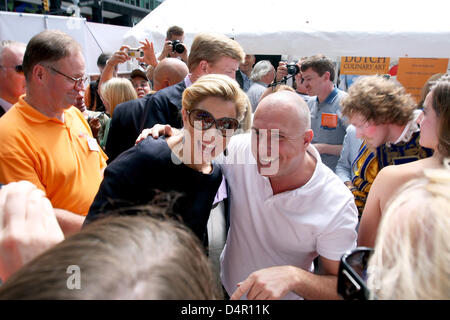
[224,148,228,157]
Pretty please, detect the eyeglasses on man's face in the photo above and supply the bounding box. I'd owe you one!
[337,247,374,300]
[42,65,88,89]
[187,109,239,137]
[0,64,23,73]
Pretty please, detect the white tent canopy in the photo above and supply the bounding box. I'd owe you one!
[0,11,131,75]
[123,0,450,59]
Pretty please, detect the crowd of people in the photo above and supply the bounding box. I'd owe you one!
[0,25,448,300]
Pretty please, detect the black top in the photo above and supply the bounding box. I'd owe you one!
[86,136,223,242]
[235,69,244,90]
[0,105,5,118]
[105,81,186,164]
[87,80,106,112]
[140,80,186,130]
[104,95,152,163]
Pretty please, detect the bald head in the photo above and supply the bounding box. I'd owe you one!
[0,41,27,103]
[255,91,310,133]
[0,41,26,64]
[152,58,189,91]
[251,90,315,180]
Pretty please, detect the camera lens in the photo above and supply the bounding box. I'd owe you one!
[286,63,300,75]
[172,40,185,54]
[174,43,185,54]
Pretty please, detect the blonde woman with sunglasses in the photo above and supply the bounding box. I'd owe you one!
[85,74,249,244]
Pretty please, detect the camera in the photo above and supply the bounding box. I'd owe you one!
[286,62,300,75]
[128,48,144,58]
[171,40,185,54]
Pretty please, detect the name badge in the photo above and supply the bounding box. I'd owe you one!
[87,137,100,152]
[321,113,338,129]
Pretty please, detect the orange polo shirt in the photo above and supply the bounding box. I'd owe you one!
[0,96,108,215]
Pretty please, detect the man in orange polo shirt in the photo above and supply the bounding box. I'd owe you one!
[0,30,107,235]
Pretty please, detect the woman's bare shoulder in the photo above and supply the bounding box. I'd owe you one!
[378,159,427,181]
[375,159,431,210]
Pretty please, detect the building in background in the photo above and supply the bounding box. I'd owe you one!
[0,0,164,26]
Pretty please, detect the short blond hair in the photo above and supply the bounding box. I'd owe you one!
[368,164,450,299]
[187,33,245,72]
[100,78,137,116]
[341,76,416,126]
[182,74,249,123]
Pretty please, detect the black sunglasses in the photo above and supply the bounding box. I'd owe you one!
[0,64,23,73]
[337,247,374,300]
[187,109,239,137]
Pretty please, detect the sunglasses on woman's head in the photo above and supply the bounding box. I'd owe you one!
[187,109,239,137]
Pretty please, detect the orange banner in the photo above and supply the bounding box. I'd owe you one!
[397,58,449,103]
[340,57,390,75]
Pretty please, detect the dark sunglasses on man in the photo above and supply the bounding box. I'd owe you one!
[337,247,374,300]
[187,109,239,137]
[0,64,23,73]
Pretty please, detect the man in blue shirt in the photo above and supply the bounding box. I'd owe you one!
[301,55,348,172]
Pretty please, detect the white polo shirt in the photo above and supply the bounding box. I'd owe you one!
[219,133,358,300]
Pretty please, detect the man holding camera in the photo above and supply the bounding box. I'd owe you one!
[157,26,188,63]
[146,26,188,88]
[300,54,348,172]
